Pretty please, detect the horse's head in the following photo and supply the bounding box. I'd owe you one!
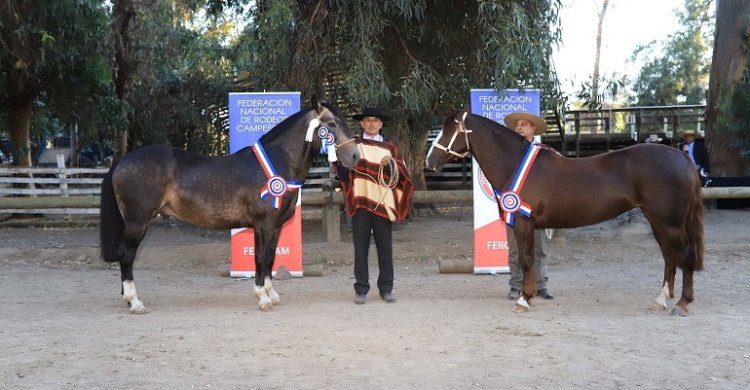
[308,96,360,168]
[425,110,471,171]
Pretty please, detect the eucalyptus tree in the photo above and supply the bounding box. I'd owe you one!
[706,0,750,175]
[234,0,564,193]
[0,0,120,166]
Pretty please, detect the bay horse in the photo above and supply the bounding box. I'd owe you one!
[426,110,704,316]
[100,98,360,313]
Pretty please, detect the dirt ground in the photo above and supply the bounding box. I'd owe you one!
[0,205,748,389]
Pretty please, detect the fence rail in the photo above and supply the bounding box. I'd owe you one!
[2,166,749,238]
[0,166,339,215]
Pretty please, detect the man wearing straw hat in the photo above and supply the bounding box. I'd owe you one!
[677,129,710,184]
[503,111,554,301]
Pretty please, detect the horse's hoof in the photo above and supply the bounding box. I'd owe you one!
[650,299,668,311]
[127,299,148,314]
[129,305,148,315]
[258,296,273,311]
[670,306,688,317]
[512,304,529,313]
[268,290,281,305]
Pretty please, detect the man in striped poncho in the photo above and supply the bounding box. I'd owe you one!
[334,107,414,305]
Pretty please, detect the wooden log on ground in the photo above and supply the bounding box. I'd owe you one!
[438,258,474,274]
[302,263,325,277]
[701,187,750,199]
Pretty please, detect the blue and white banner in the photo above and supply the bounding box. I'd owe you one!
[469,88,541,274]
[227,92,303,278]
[228,92,301,154]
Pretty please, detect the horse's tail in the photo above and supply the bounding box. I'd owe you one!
[686,176,705,271]
[99,162,124,263]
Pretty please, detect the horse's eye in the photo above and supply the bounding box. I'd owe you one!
[327,121,336,127]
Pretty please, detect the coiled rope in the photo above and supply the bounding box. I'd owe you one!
[353,155,400,218]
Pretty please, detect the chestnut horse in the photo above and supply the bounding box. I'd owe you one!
[426,110,704,316]
[100,98,360,313]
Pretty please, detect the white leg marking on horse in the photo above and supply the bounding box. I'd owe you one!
[653,282,670,310]
[122,280,147,314]
[254,285,273,311]
[512,296,530,313]
[264,276,280,305]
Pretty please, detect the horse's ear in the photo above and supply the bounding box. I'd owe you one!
[445,106,460,120]
[311,94,323,113]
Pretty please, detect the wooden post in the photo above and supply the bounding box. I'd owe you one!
[321,180,341,243]
[56,154,69,197]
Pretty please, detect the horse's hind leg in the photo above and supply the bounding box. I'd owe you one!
[512,222,536,313]
[672,266,695,316]
[119,221,149,314]
[645,217,692,315]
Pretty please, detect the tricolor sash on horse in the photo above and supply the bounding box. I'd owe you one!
[496,143,540,226]
[252,141,304,209]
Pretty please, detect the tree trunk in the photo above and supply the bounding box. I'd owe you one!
[9,99,34,167]
[390,118,437,217]
[705,0,750,175]
[591,0,609,106]
[112,0,137,159]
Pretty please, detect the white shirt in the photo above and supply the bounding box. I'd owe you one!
[362,133,384,142]
[683,142,697,166]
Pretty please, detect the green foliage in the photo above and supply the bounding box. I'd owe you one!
[629,0,713,106]
[116,0,236,154]
[0,0,125,149]
[575,74,627,110]
[241,0,564,149]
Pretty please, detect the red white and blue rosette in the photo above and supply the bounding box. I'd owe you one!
[317,127,336,154]
[253,141,303,209]
[499,191,521,213]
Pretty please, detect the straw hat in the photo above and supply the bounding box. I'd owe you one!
[504,111,547,135]
[646,134,663,143]
[681,129,697,137]
[351,107,391,122]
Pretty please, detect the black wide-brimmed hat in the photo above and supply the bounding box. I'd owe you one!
[351,107,391,122]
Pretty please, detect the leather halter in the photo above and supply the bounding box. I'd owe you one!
[432,112,472,158]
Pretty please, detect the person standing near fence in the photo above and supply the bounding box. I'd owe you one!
[333,107,414,305]
[677,129,710,186]
[503,111,554,300]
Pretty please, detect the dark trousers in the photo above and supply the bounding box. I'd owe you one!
[352,209,393,295]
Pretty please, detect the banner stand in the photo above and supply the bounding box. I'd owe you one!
[469,88,541,274]
[227,92,303,278]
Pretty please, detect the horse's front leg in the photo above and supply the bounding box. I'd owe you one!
[513,223,536,313]
[253,225,282,311]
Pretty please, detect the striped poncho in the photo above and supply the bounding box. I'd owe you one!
[336,138,414,222]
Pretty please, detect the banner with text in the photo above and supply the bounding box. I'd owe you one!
[469,89,541,274]
[228,92,303,277]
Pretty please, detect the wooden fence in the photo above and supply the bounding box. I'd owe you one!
[2,166,750,239]
[0,166,335,216]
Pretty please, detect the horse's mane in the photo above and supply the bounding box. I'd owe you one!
[469,112,526,141]
[441,110,528,148]
[320,101,347,123]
